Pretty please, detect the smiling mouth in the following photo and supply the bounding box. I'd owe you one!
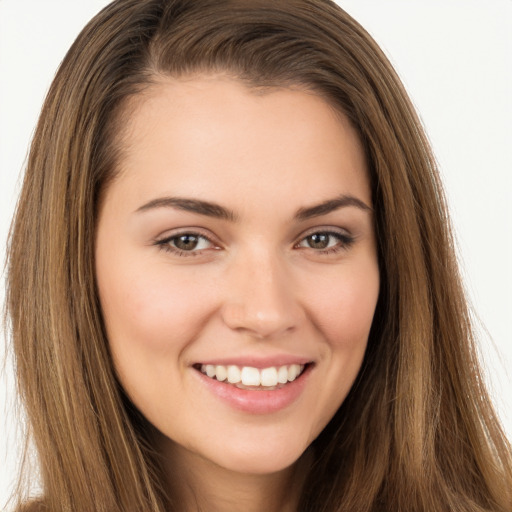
[194,363,309,390]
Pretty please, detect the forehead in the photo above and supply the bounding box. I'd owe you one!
[107,76,370,216]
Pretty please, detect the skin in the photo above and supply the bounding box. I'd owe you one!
[95,76,380,511]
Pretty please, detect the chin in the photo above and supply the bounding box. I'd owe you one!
[202,430,312,476]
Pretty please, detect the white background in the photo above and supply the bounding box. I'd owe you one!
[1,1,511,508]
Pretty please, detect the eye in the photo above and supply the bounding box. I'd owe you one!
[155,232,215,255]
[296,230,354,253]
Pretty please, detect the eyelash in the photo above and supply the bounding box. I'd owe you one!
[295,230,355,255]
[155,232,216,257]
[154,229,355,257]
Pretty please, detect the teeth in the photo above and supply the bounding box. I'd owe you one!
[261,367,278,387]
[241,366,261,386]
[277,366,288,384]
[215,365,227,382]
[227,365,241,384]
[199,363,305,387]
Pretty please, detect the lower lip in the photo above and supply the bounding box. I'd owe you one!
[193,365,312,414]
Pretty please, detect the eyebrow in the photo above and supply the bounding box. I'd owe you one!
[135,194,371,221]
[135,197,238,221]
[294,194,372,220]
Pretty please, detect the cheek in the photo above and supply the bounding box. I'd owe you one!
[96,253,217,356]
[95,257,219,416]
[305,262,380,350]
[301,261,379,433]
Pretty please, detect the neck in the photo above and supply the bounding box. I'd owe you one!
[155,435,311,512]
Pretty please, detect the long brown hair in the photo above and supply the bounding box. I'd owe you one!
[7,1,512,510]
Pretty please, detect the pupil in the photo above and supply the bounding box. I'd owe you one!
[308,233,329,249]
[175,235,198,250]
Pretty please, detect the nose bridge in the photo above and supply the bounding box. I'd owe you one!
[221,244,300,339]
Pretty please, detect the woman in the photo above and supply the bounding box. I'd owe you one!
[6,0,512,511]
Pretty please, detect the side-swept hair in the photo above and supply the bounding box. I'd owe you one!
[7,1,511,510]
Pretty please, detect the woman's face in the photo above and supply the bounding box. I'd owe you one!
[95,76,379,476]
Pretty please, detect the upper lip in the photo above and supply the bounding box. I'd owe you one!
[193,355,313,369]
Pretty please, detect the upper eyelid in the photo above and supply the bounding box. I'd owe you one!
[155,227,217,243]
[296,225,353,240]
[296,230,353,245]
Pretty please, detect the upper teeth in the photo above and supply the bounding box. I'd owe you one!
[200,364,305,387]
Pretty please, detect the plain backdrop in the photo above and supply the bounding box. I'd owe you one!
[1,1,511,508]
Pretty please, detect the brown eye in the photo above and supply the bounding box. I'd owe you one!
[173,234,201,251]
[296,230,354,253]
[156,232,214,255]
[305,233,330,249]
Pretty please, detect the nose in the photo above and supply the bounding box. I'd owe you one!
[220,249,302,339]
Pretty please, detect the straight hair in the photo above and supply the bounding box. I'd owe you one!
[7,1,512,510]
